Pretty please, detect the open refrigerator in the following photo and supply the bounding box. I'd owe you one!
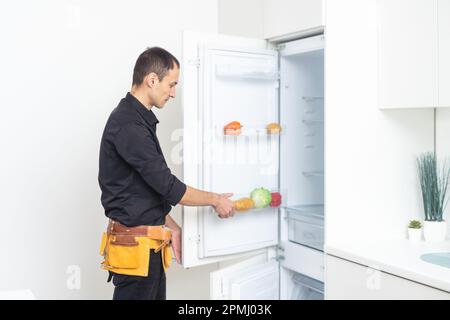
[182,31,325,300]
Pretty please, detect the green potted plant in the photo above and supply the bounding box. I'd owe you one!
[417,152,450,243]
[407,220,422,242]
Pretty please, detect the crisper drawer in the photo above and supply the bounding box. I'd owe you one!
[291,273,324,300]
[286,205,324,251]
[280,241,325,281]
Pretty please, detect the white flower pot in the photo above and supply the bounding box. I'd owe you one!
[423,221,447,243]
[407,228,422,242]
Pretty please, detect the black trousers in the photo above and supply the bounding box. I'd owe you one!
[110,250,166,300]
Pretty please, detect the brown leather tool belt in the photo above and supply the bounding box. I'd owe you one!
[107,219,172,252]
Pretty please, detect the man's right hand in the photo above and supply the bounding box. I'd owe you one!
[178,186,235,218]
[213,193,235,219]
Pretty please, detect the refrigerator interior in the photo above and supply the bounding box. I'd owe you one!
[279,37,325,299]
[280,47,324,210]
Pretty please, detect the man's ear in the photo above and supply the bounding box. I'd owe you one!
[145,73,159,88]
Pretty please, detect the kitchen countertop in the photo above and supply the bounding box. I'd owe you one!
[325,239,450,293]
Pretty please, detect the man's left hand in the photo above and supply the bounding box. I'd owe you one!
[171,229,182,264]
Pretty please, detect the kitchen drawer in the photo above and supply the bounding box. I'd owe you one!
[326,255,450,299]
[286,205,324,251]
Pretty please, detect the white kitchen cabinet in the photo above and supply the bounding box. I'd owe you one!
[182,31,325,299]
[439,0,450,107]
[263,0,324,40]
[377,0,439,109]
[325,255,450,299]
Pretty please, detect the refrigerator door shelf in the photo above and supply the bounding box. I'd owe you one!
[232,189,287,213]
[217,125,285,137]
[215,64,279,80]
[212,125,283,166]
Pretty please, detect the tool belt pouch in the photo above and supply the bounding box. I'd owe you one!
[107,235,140,269]
[100,233,151,277]
[162,243,172,272]
[99,232,108,256]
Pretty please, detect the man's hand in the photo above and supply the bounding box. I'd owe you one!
[165,214,182,264]
[177,186,235,219]
[171,228,182,264]
[213,193,235,218]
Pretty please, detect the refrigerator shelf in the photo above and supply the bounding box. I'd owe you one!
[301,96,324,102]
[302,171,324,177]
[285,204,324,219]
[302,119,323,125]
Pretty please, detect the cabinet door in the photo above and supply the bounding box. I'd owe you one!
[439,0,450,107]
[325,255,450,299]
[377,0,438,109]
[263,0,324,40]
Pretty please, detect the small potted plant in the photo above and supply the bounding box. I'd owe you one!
[417,152,450,243]
[407,220,422,242]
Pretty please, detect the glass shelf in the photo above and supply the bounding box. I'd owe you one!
[302,171,324,178]
[301,96,324,102]
[285,204,324,219]
[302,119,323,125]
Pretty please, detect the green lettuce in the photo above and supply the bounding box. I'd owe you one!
[250,187,272,208]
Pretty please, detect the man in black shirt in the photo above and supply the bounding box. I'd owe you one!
[98,47,235,300]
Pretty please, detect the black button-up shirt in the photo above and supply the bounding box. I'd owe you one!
[98,92,186,227]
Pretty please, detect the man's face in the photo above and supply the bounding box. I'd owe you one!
[150,66,179,109]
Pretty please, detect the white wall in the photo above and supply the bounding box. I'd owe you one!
[0,0,218,299]
[218,0,264,38]
[324,0,435,245]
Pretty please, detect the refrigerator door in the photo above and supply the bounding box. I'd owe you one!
[182,31,279,267]
[210,254,279,300]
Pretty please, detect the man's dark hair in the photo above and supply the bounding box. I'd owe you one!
[132,47,180,86]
